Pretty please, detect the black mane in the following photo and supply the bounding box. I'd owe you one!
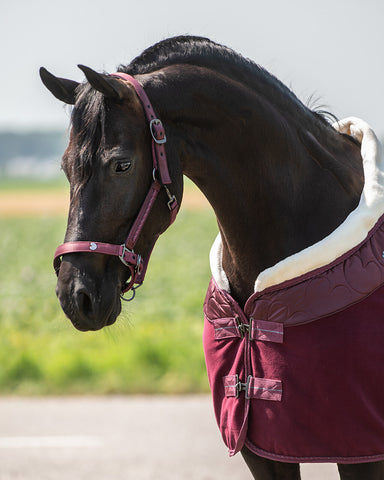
[118,36,310,118]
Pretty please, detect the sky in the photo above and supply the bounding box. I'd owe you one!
[1,0,383,137]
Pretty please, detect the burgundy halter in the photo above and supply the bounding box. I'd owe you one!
[53,73,179,300]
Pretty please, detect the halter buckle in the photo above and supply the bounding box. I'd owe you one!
[119,244,141,269]
[164,185,177,211]
[150,119,167,144]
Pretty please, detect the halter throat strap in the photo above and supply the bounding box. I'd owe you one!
[53,72,179,297]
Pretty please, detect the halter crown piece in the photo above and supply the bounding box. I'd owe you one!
[53,73,179,300]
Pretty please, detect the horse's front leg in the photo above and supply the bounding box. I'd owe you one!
[241,446,301,480]
[337,461,384,480]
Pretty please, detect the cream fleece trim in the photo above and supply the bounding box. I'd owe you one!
[210,117,384,294]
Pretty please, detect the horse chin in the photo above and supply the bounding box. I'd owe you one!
[61,294,122,332]
[72,295,121,330]
[70,309,119,332]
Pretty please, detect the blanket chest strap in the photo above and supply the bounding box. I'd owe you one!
[223,374,282,401]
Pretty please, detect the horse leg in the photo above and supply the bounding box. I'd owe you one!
[241,446,301,480]
[337,461,384,480]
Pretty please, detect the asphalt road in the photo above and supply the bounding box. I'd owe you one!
[0,396,339,480]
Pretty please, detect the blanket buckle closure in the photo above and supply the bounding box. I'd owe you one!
[236,316,250,338]
[235,375,251,398]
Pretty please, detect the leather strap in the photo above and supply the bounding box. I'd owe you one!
[125,180,161,250]
[223,375,282,402]
[54,241,140,271]
[111,72,171,185]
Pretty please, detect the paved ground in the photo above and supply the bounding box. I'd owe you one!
[0,396,339,480]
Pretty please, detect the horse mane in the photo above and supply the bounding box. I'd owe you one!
[118,35,330,126]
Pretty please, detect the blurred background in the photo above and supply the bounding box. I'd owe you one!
[0,0,383,396]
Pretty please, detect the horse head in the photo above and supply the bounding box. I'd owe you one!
[40,66,182,331]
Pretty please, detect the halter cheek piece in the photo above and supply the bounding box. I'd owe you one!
[53,73,179,300]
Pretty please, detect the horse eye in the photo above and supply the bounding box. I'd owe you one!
[115,161,131,173]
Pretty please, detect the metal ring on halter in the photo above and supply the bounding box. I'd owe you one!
[120,286,138,302]
[121,281,143,301]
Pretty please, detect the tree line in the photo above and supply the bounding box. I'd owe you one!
[0,131,67,166]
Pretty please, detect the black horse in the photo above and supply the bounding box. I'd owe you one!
[40,36,384,479]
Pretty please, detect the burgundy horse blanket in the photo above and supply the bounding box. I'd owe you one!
[203,118,384,463]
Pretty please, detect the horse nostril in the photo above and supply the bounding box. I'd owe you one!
[57,278,117,331]
[76,289,94,319]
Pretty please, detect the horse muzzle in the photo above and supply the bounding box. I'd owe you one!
[56,257,122,332]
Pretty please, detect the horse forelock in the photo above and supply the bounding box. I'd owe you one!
[67,82,106,188]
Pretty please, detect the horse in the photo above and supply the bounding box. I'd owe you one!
[40,36,384,479]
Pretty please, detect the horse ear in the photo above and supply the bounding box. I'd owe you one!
[77,65,126,102]
[39,67,79,105]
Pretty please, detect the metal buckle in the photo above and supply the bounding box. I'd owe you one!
[167,195,177,210]
[119,244,141,269]
[150,119,167,145]
[236,316,250,338]
[119,244,132,267]
[235,375,251,399]
[164,185,177,211]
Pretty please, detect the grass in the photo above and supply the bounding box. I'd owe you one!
[0,190,218,395]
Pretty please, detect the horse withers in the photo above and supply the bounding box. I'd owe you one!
[40,36,384,479]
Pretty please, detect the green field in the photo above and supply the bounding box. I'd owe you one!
[0,188,218,394]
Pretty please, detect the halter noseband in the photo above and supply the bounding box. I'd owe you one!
[53,73,179,300]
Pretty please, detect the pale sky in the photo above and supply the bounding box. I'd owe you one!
[1,0,383,137]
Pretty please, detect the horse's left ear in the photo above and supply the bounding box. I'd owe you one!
[78,65,127,102]
[39,67,79,105]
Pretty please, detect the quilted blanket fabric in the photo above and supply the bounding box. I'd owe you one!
[203,118,384,463]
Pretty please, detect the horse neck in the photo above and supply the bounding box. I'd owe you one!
[141,66,364,306]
